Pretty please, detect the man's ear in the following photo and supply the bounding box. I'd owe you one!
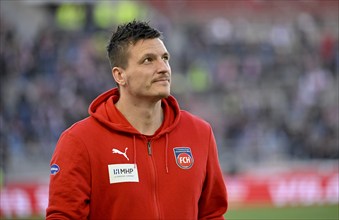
[112,67,126,86]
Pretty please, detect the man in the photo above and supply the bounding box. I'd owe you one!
[46,20,228,219]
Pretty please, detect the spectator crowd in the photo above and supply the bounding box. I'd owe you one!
[0,3,338,177]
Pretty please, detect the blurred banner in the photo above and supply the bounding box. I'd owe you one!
[227,168,339,208]
[1,167,338,218]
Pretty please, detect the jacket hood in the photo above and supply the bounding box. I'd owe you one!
[88,88,181,137]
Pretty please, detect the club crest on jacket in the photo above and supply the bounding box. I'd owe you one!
[173,147,194,169]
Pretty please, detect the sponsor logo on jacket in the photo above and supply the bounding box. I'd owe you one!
[112,147,129,161]
[108,164,139,184]
[50,164,60,175]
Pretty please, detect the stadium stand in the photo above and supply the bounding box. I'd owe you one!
[0,0,338,182]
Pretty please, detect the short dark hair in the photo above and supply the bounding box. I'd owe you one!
[106,20,162,69]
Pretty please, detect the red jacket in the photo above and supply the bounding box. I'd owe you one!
[46,88,228,219]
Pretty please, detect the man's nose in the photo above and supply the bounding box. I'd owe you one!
[156,59,171,74]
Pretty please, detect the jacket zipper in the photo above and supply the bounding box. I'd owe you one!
[147,141,161,218]
[147,141,152,155]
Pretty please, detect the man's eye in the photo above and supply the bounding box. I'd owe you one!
[144,58,152,63]
[163,54,170,61]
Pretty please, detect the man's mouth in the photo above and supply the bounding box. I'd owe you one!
[152,78,170,83]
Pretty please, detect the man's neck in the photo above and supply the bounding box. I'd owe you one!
[115,96,164,136]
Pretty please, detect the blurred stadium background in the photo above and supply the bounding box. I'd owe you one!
[0,0,338,219]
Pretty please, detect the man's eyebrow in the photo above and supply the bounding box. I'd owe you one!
[141,53,157,58]
[139,52,170,61]
[138,53,156,62]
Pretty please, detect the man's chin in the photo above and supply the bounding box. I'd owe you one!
[155,89,171,100]
[159,92,170,99]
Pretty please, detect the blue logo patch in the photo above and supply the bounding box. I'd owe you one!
[173,147,194,169]
[50,164,60,175]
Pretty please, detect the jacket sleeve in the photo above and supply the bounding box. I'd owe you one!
[46,130,91,219]
[198,126,228,219]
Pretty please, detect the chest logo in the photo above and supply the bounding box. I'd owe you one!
[112,147,129,161]
[173,147,194,169]
[108,164,139,184]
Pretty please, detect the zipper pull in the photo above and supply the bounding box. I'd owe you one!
[147,141,152,155]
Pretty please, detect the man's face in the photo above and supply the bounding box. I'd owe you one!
[121,38,171,102]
